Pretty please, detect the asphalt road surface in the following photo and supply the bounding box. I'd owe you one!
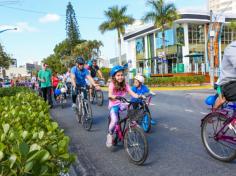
[52,90,236,176]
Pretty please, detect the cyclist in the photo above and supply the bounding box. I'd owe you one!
[87,59,105,101]
[130,74,156,125]
[107,65,144,148]
[213,41,236,131]
[71,57,100,110]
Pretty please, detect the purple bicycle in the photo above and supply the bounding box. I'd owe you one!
[201,96,236,162]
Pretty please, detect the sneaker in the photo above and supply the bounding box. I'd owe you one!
[228,123,236,134]
[72,103,77,111]
[151,119,156,125]
[106,134,113,148]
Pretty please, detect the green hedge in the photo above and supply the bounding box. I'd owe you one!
[100,67,110,82]
[0,87,32,97]
[145,76,206,87]
[0,90,75,175]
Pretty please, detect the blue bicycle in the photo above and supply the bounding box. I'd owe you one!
[131,92,156,133]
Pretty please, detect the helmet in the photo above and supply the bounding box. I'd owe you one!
[54,89,61,96]
[110,65,124,77]
[60,87,66,93]
[205,95,217,106]
[76,57,85,64]
[87,60,92,67]
[135,74,144,84]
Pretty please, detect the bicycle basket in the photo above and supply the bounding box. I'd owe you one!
[127,109,145,121]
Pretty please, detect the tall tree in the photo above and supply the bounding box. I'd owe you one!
[73,40,103,61]
[66,1,80,52]
[143,0,178,74]
[99,6,134,65]
[0,43,11,69]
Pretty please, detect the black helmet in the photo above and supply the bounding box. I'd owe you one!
[76,57,85,64]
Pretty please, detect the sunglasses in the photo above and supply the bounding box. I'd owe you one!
[78,63,84,66]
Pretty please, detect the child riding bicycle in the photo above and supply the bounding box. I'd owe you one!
[107,65,144,148]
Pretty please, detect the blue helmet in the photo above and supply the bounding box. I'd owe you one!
[110,65,124,77]
[87,60,92,67]
[76,57,85,64]
[54,89,61,96]
[205,95,217,106]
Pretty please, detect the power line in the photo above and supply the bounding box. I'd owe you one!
[0,4,105,20]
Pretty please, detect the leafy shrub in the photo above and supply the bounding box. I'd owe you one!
[100,67,110,82]
[0,92,75,175]
[145,76,206,86]
[0,87,32,97]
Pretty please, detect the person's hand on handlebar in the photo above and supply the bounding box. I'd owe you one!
[138,94,146,100]
[94,83,101,90]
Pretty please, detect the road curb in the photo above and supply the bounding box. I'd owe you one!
[50,111,103,176]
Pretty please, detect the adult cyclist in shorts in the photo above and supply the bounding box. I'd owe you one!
[71,57,100,110]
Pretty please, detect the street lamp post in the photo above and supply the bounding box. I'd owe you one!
[0,28,17,34]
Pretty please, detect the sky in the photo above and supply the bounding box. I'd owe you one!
[0,0,207,66]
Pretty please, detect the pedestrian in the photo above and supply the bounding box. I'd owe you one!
[52,72,59,100]
[38,63,53,108]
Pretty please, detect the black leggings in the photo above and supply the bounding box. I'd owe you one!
[41,87,53,106]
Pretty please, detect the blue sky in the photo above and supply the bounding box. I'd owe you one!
[0,0,207,66]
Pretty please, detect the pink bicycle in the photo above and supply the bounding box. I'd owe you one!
[108,96,149,165]
[201,95,236,162]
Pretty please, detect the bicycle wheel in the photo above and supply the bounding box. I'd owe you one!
[96,90,104,106]
[75,96,82,123]
[141,112,151,133]
[81,99,93,131]
[90,89,96,104]
[201,112,236,162]
[124,126,148,165]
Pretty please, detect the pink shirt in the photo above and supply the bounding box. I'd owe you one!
[108,82,130,108]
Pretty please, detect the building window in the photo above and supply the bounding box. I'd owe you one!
[155,29,175,49]
[136,37,145,60]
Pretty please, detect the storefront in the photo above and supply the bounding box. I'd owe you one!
[123,10,236,77]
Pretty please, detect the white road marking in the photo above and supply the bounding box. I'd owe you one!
[149,103,155,106]
[159,123,179,132]
[185,109,194,113]
[200,112,208,115]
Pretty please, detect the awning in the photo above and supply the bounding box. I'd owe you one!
[184,53,204,57]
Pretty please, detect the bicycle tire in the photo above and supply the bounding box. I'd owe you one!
[124,126,148,165]
[81,99,93,131]
[75,96,82,123]
[141,112,151,133]
[201,112,236,162]
[96,90,104,106]
[91,89,96,104]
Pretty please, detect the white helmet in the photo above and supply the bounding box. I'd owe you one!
[60,87,67,93]
[135,74,144,84]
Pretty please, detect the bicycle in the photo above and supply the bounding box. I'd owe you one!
[131,92,156,133]
[90,77,104,106]
[56,92,67,109]
[75,86,93,131]
[201,95,236,162]
[108,96,149,165]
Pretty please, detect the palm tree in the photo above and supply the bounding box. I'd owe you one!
[143,0,178,74]
[99,6,134,65]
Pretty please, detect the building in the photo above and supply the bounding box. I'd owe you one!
[109,54,127,67]
[208,0,236,13]
[97,57,109,68]
[5,66,29,79]
[123,9,236,77]
[11,58,17,67]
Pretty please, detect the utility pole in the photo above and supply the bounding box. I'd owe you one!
[209,10,215,87]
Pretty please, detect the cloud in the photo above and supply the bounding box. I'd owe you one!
[39,13,61,23]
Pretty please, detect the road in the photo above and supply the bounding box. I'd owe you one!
[51,90,236,176]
